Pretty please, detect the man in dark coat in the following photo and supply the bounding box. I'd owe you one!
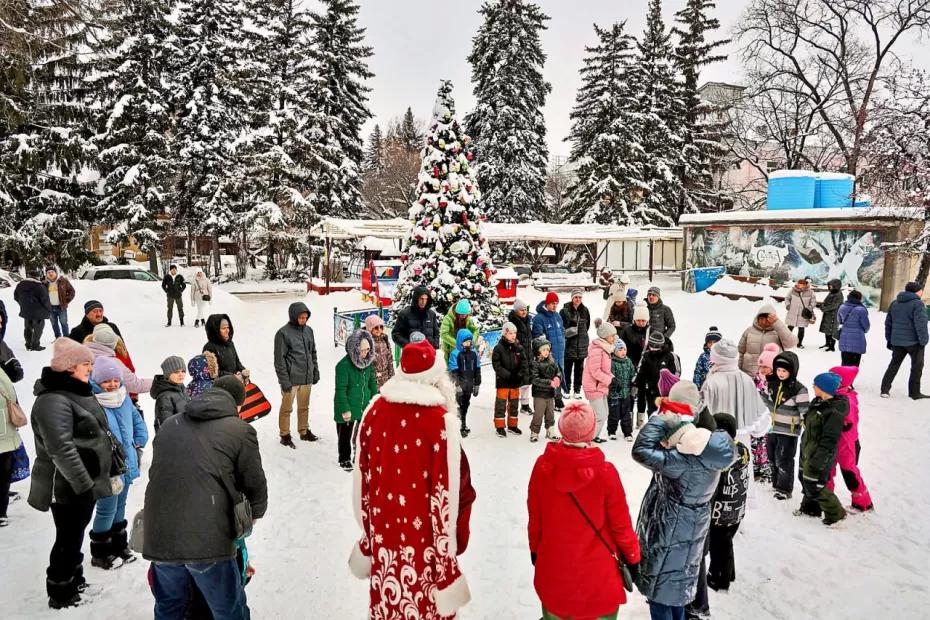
[13,272,52,350]
[161,265,187,327]
[645,286,676,343]
[508,298,534,414]
[143,377,267,620]
[69,300,124,345]
[880,281,928,400]
[392,285,440,349]
[559,291,591,399]
[273,301,320,447]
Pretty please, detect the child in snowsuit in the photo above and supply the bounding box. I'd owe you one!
[491,322,529,437]
[762,351,809,500]
[448,328,481,438]
[751,344,780,482]
[186,352,217,398]
[707,413,750,592]
[636,332,680,416]
[334,329,378,471]
[693,326,722,389]
[827,366,873,512]
[528,337,560,442]
[608,339,635,441]
[797,372,849,525]
[152,356,190,432]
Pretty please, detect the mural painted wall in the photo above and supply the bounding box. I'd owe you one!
[688,226,885,306]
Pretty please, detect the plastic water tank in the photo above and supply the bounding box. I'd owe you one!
[767,170,817,210]
[815,172,855,208]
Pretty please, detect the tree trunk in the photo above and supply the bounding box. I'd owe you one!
[266,237,277,279]
[916,237,930,288]
[212,232,222,277]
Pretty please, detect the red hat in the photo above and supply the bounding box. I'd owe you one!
[545,291,559,305]
[396,339,445,385]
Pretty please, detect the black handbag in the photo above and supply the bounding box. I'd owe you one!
[105,428,128,477]
[202,294,211,302]
[568,492,634,592]
[193,431,253,539]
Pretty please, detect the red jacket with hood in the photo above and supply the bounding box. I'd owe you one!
[528,442,640,618]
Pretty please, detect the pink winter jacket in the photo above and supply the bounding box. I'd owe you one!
[830,365,860,443]
[582,339,614,400]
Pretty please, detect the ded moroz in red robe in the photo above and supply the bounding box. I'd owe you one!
[349,343,475,619]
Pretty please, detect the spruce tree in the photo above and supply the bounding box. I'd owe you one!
[91,0,175,269]
[630,0,686,226]
[465,0,551,224]
[673,0,730,212]
[394,81,502,330]
[565,22,645,225]
[306,0,373,217]
[398,107,424,154]
[365,124,385,171]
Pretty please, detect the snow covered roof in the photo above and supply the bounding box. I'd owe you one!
[679,206,923,226]
[312,218,681,244]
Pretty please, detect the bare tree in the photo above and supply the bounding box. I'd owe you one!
[360,137,419,218]
[737,0,930,185]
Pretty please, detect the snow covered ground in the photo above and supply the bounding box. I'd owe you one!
[1,275,928,619]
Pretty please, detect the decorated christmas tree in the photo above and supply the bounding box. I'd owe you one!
[393,81,503,330]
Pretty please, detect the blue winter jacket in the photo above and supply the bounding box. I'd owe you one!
[448,328,481,392]
[885,291,929,348]
[692,347,711,389]
[632,416,735,607]
[837,298,870,354]
[532,302,566,368]
[92,382,148,484]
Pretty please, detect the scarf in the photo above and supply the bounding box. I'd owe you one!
[95,386,127,409]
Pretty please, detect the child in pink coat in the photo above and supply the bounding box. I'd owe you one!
[752,344,780,483]
[827,366,873,511]
[582,322,617,443]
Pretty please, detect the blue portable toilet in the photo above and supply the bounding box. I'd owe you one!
[767,170,817,210]
[815,172,855,208]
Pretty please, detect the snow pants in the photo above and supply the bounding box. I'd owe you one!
[751,436,771,482]
[336,420,358,463]
[766,433,798,495]
[707,523,740,592]
[456,384,473,429]
[607,395,632,437]
[494,388,520,430]
[827,438,872,510]
[799,477,846,523]
[530,397,555,435]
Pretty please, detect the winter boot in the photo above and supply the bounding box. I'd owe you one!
[179,317,185,327]
[520,404,533,415]
[546,427,560,441]
[109,520,136,564]
[460,426,470,438]
[47,578,82,610]
[508,426,523,436]
[89,530,122,570]
[496,428,507,438]
[280,434,296,449]
[339,460,353,472]
[299,430,319,442]
[529,432,539,443]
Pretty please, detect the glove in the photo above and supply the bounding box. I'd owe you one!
[281,385,293,394]
[1,357,24,383]
[472,385,480,397]
[626,562,640,583]
[530,552,537,566]
[550,376,561,389]
[110,476,125,495]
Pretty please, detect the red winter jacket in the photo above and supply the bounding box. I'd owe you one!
[528,442,640,618]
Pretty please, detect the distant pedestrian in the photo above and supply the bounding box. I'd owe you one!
[836,290,870,367]
[818,279,843,351]
[273,302,320,448]
[880,281,928,400]
[13,271,51,351]
[44,267,75,338]
[189,270,212,328]
[645,286,676,343]
[161,265,187,327]
[560,290,592,399]
[784,278,816,348]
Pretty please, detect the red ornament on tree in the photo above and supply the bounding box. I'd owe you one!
[432,165,440,178]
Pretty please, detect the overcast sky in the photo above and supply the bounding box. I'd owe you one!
[351,0,927,159]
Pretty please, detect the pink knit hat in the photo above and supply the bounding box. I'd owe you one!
[658,368,680,397]
[757,343,781,370]
[558,401,597,445]
[364,314,385,330]
[50,337,95,372]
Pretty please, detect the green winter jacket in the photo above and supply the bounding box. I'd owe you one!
[441,310,478,362]
[333,330,378,423]
[800,395,848,482]
[609,355,635,400]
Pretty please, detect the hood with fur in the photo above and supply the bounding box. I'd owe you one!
[347,328,375,369]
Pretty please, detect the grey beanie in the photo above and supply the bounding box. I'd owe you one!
[93,323,119,349]
[647,331,666,348]
[513,299,528,312]
[596,321,617,340]
[502,321,517,334]
[161,355,186,375]
[571,289,583,298]
[647,286,661,298]
[711,339,739,361]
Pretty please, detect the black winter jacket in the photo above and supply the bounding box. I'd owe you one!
[69,316,123,345]
[646,300,676,340]
[14,279,51,320]
[143,388,267,564]
[151,375,190,431]
[0,341,23,383]
[28,368,115,511]
[450,348,481,394]
[492,338,529,389]
[800,395,849,482]
[273,302,319,390]
[0,299,7,341]
[203,314,245,376]
[637,346,680,392]
[161,273,187,298]
[530,344,561,399]
[619,323,648,367]
[559,302,591,360]
[507,308,533,355]
[392,285,441,349]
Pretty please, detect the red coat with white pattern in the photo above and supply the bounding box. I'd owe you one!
[350,371,475,619]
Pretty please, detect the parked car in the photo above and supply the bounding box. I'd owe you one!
[78,265,159,281]
[0,269,23,289]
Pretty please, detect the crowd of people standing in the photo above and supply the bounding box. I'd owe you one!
[0,264,927,619]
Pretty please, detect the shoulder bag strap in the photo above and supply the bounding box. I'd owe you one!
[568,492,620,562]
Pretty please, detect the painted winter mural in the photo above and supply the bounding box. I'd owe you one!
[688,226,885,306]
